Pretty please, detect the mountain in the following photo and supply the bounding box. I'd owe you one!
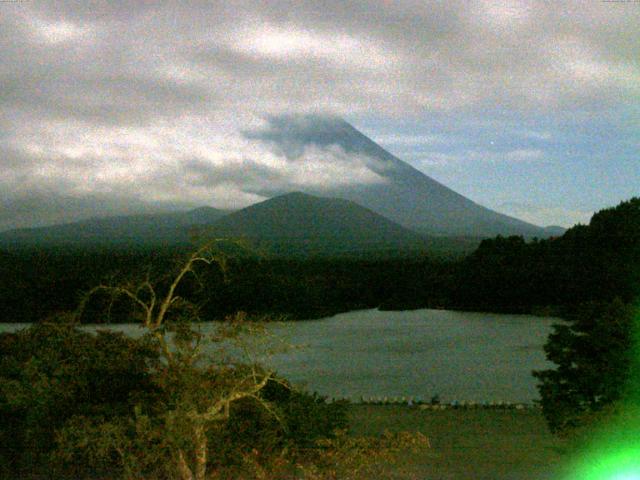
[0,192,198,232]
[1,115,563,245]
[0,192,480,257]
[206,192,428,255]
[0,192,442,256]
[2,116,562,239]
[0,207,230,248]
[249,115,556,237]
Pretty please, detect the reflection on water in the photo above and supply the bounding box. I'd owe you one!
[0,309,559,402]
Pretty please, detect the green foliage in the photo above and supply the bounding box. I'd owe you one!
[0,320,349,479]
[533,300,636,433]
[203,381,348,472]
[0,320,158,478]
[262,381,348,448]
[450,197,640,312]
[0,238,433,479]
[0,247,449,323]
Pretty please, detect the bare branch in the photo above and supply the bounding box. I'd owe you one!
[75,284,153,324]
[248,393,283,426]
[197,371,274,423]
[153,243,228,329]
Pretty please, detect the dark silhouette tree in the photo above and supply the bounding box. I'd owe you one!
[533,300,637,433]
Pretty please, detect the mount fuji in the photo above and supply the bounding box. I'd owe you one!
[0,116,560,250]
[245,115,553,238]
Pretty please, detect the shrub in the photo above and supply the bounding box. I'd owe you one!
[0,319,158,478]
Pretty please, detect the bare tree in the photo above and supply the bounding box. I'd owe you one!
[75,242,278,480]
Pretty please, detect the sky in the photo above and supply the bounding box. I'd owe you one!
[1,0,638,229]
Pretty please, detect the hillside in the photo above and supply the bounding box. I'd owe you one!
[208,192,428,255]
[449,197,640,311]
[0,192,480,257]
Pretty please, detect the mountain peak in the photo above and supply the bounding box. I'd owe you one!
[209,192,423,254]
[256,191,352,207]
[247,115,549,237]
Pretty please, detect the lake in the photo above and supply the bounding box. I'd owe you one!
[0,309,559,403]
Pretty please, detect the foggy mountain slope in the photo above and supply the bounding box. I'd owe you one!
[0,207,230,248]
[248,115,550,237]
[0,115,558,241]
[0,192,200,233]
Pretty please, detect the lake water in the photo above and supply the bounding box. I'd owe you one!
[1,309,559,403]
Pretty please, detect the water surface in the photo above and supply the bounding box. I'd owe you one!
[265,309,558,403]
[1,309,559,402]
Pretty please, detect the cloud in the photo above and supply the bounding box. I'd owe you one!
[0,0,637,219]
[226,23,395,72]
[520,130,552,141]
[3,1,637,123]
[372,134,449,147]
[182,145,385,197]
[30,17,90,44]
[0,112,388,213]
[182,115,390,198]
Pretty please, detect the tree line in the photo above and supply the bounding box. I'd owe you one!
[0,248,452,323]
[2,199,638,323]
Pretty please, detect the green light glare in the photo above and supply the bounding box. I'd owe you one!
[580,450,640,479]
[562,403,640,480]
[563,305,640,480]
[611,473,640,480]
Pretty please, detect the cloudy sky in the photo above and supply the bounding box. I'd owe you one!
[1,0,638,229]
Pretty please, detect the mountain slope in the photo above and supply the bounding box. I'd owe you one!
[208,192,427,254]
[0,192,479,257]
[251,115,556,237]
[0,192,198,232]
[0,207,230,248]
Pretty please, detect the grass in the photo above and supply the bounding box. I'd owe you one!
[348,404,571,479]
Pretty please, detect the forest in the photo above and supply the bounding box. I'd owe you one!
[2,198,638,324]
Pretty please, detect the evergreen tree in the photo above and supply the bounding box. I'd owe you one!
[533,300,637,433]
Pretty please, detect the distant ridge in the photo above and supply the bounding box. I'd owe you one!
[0,192,483,257]
[542,225,567,237]
[0,207,230,248]
[0,192,199,232]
